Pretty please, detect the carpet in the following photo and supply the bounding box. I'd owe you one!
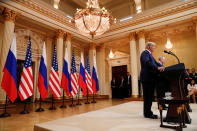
[34,101,197,131]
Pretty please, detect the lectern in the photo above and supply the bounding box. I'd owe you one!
[161,63,191,124]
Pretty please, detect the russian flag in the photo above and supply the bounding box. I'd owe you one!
[78,52,87,96]
[1,33,17,103]
[38,42,48,100]
[92,55,99,94]
[61,48,72,96]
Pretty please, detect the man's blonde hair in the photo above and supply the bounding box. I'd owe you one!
[146,42,156,49]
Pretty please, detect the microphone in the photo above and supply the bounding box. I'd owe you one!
[164,50,171,54]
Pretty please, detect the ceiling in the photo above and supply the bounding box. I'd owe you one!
[41,0,176,20]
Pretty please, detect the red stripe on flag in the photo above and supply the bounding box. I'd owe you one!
[22,72,33,93]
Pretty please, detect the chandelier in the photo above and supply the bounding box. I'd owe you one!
[70,0,116,38]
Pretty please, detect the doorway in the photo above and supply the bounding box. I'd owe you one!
[112,65,127,82]
[111,65,127,98]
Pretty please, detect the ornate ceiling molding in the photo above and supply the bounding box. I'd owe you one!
[94,0,197,42]
[0,0,93,42]
[0,0,196,44]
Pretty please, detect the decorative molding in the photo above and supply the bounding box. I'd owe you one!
[147,21,195,39]
[56,29,64,39]
[65,32,72,41]
[0,0,196,44]
[15,29,43,59]
[192,16,197,24]
[4,8,18,22]
[94,0,197,42]
[136,29,145,39]
[129,32,136,41]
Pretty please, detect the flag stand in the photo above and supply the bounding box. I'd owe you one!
[69,97,75,107]
[91,93,96,103]
[0,96,11,118]
[76,87,82,105]
[20,100,29,114]
[49,96,56,110]
[60,91,66,108]
[35,95,44,112]
[85,89,90,104]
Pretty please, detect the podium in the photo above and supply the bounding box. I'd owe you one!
[161,63,191,124]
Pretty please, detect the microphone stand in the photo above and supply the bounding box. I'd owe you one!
[164,51,180,64]
[170,52,180,64]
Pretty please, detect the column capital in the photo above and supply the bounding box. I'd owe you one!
[99,43,105,49]
[192,16,197,24]
[65,32,72,41]
[136,29,145,39]
[129,32,136,41]
[89,43,97,50]
[4,8,18,23]
[56,29,64,39]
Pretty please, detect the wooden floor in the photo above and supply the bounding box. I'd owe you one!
[0,98,141,131]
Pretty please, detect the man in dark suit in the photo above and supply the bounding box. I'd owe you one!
[140,42,165,119]
[111,77,118,98]
[189,68,197,83]
[156,56,169,109]
[125,72,132,97]
[119,75,125,99]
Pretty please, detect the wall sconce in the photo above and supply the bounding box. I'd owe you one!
[165,36,173,49]
[165,26,173,49]
[109,48,114,58]
[54,0,60,9]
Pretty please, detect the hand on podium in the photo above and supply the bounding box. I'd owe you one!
[158,66,165,72]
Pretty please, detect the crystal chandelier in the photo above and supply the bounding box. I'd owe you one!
[70,0,116,38]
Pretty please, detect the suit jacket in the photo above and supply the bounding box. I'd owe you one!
[189,73,197,80]
[140,50,159,83]
[125,75,131,86]
[111,80,117,88]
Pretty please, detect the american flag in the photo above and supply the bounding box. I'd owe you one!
[19,36,34,101]
[85,55,93,95]
[70,50,78,96]
[48,45,61,98]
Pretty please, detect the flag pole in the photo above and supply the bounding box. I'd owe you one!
[85,88,90,104]
[0,95,11,118]
[69,96,75,107]
[60,91,66,108]
[20,100,29,114]
[91,93,96,103]
[49,95,56,110]
[76,86,82,105]
[35,95,44,112]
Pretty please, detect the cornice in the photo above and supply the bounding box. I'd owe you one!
[94,0,197,43]
[0,0,93,43]
[0,0,196,44]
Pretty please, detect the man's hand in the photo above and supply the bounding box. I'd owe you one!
[158,67,165,72]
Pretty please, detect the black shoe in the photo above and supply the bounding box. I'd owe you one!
[145,114,158,119]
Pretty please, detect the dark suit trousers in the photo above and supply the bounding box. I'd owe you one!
[142,81,155,116]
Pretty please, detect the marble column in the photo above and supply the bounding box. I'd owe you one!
[0,8,17,102]
[96,45,106,96]
[89,43,96,71]
[56,29,64,81]
[65,33,72,69]
[137,30,146,96]
[56,29,64,97]
[192,16,197,40]
[46,36,53,97]
[137,29,146,54]
[129,32,139,98]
